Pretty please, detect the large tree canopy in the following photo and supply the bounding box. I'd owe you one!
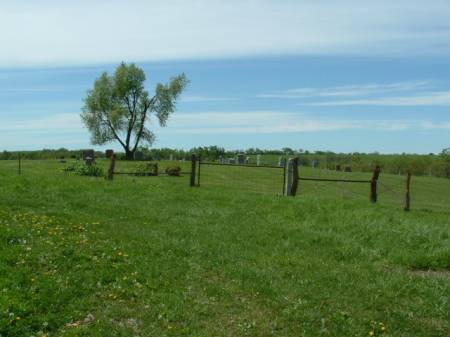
[81,62,188,159]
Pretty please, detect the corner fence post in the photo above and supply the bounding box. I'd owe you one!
[370,165,381,203]
[190,154,197,187]
[284,157,299,196]
[404,172,411,211]
[107,153,116,181]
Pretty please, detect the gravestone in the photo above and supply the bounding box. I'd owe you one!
[336,164,341,171]
[256,154,261,166]
[82,149,95,160]
[105,149,114,159]
[344,166,352,173]
[82,149,95,165]
[237,154,246,165]
[134,151,144,160]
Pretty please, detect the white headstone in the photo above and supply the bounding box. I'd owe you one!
[256,154,261,166]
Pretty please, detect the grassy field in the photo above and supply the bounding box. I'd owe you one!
[0,159,449,337]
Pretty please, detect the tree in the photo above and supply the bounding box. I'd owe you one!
[81,62,188,159]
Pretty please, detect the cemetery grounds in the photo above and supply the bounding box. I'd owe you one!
[0,159,449,337]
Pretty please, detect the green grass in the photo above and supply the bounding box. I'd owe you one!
[0,159,449,336]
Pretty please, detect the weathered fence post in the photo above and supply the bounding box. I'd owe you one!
[18,152,21,175]
[282,157,287,195]
[107,153,116,181]
[404,172,411,211]
[198,155,201,187]
[190,154,197,187]
[370,165,381,203]
[284,157,299,196]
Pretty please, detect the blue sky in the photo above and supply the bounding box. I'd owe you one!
[1,1,450,153]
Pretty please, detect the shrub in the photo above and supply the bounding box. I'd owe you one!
[165,165,181,176]
[65,161,104,177]
[135,163,158,176]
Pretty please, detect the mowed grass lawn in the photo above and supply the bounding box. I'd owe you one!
[0,160,449,337]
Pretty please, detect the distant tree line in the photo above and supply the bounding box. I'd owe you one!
[1,146,449,178]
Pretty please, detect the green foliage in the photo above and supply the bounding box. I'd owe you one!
[165,165,181,176]
[65,161,104,177]
[134,163,158,176]
[81,62,188,159]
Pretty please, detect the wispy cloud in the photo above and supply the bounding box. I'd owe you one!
[156,111,437,134]
[180,96,238,103]
[306,91,450,106]
[258,81,431,99]
[258,81,450,106]
[2,1,450,67]
[0,113,83,132]
[1,111,447,150]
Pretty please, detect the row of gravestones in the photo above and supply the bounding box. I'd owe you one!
[216,154,287,167]
[85,149,180,162]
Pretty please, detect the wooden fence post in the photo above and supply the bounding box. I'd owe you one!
[370,165,381,203]
[190,154,197,187]
[198,155,201,187]
[107,153,116,181]
[404,172,411,211]
[18,152,21,175]
[284,157,299,196]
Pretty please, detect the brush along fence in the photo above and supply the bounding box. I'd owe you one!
[106,152,191,180]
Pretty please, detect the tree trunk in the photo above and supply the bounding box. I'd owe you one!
[125,148,134,160]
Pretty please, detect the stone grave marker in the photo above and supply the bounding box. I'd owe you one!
[256,154,261,166]
[237,153,246,165]
[82,149,95,165]
[105,149,114,159]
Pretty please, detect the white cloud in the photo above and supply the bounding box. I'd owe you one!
[1,111,447,149]
[1,1,450,67]
[307,91,450,106]
[180,96,238,103]
[156,111,431,134]
[0,113,83,132]
[258,81,432,99]
[258,81,450,106]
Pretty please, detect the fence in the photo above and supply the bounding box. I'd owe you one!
[188,155,429,211]
[2,153,448,213]
[193,154,287,195]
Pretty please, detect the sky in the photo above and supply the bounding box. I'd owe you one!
[1,0,450,153]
